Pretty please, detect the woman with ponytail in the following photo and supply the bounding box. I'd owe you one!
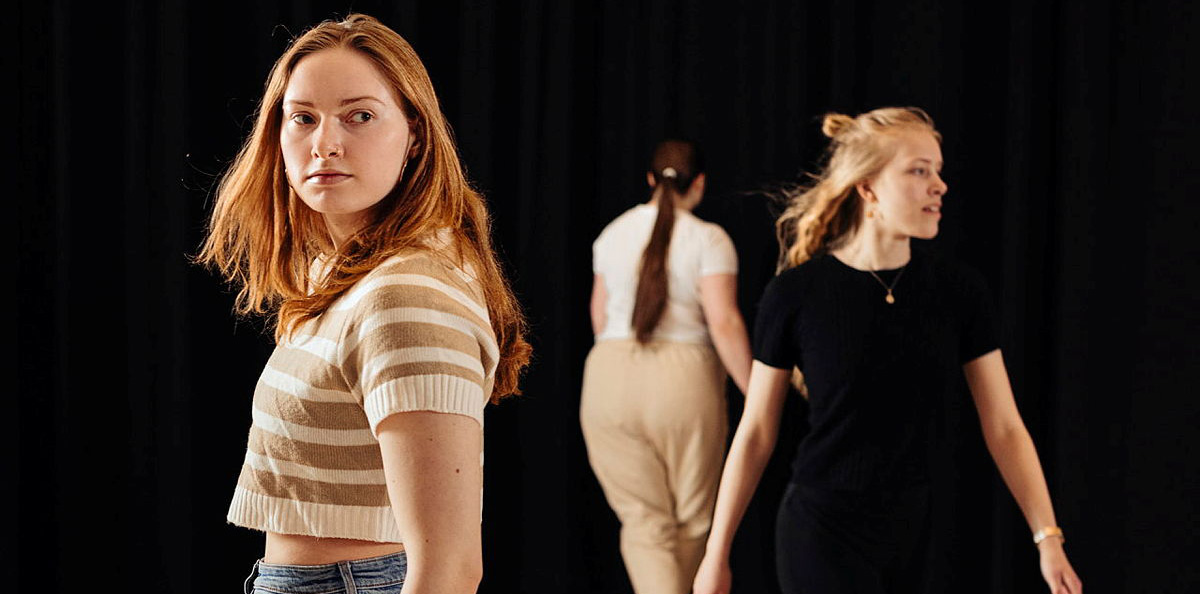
[694,108,1081,594]
[197,14,529,593]
[581,139,752,594]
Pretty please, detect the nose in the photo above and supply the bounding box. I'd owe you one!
[311,120,343,159]
[932,171,948,196]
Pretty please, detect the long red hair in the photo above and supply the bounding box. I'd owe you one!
[198,14,530,400]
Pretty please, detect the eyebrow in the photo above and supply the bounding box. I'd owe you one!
[284,96,387,108]
[911,157,944,167]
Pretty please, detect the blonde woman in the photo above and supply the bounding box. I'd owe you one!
[198,14,529,594]
[581,139,752,594]
[693,108,1081,594]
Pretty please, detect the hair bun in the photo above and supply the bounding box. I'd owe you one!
[821,113,855,139]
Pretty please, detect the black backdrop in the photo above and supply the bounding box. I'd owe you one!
[13,1,1200,592]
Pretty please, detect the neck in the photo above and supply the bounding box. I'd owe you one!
[647,188,696,211]
[323,212,369,249]
[831,223,911,270]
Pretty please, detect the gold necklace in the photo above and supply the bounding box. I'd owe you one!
[866,265,907,304]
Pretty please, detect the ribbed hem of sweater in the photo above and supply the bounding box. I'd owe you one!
[227,486,403,543]
[364,374,485,435]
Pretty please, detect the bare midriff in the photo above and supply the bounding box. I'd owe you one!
[264,532,405,565]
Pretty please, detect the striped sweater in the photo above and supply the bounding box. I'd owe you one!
[227,248,498,543]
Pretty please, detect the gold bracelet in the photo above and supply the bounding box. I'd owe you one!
[1032,526,1065,545]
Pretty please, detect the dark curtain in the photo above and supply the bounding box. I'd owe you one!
[14,0,1199,592]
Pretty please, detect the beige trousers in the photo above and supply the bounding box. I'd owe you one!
[580,339,728,594]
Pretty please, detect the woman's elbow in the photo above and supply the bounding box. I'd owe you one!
[707,311,745,336]
[415,551,482,592]
[457,555,484,591]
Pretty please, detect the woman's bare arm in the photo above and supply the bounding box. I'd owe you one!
[699,273,752,394]
[377,412,484,594]
[590,274,607,336]
[964,350,1082,594]
[693,362,791,594]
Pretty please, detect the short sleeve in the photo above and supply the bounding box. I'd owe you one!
[957,266,1001,363]
[699,224,739,276]
[592,228,611,275]
[342,258,495,434]
[752,272,800,370]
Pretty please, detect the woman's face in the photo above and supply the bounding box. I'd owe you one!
[861,129,947,240]
[281,47,414,243]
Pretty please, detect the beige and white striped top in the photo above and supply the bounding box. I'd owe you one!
[227,248,498,543]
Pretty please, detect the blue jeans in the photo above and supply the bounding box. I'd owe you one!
[244,551,407,594]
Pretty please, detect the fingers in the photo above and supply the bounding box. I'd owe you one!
[1049,567,1082,594]
[1066,569,1083,594]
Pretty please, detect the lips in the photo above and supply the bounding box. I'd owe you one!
[306,170,351,185]
[922,204,942,214]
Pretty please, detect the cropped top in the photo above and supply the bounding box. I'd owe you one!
[226,248,498,543]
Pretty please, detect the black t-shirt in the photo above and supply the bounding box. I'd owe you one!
[753,249,999,490]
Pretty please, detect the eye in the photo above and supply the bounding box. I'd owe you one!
[289,113,315,125]
[348,111,375,124]
[911,167,928,176]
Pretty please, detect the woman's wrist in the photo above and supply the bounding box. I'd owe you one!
[1032,526,1065,546]
[1036,535,1066,555]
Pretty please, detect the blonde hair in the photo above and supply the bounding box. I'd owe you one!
[775,106,941,270]
[197,14,530,400]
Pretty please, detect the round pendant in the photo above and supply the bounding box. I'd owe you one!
[885,293,896,304]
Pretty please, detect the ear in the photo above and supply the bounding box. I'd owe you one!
[646,171,657,188]
[856,179,875,203]
[691,173,706,195]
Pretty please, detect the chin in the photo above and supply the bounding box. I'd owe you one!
[910,226,939,240]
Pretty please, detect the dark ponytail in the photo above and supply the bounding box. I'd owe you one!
[631,140,703,343]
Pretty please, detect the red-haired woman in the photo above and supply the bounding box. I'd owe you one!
[198,14,530,594]
[581,139,753,594]
[693,108,1082,594]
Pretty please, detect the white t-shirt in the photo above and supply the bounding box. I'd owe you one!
[593,203,739,345]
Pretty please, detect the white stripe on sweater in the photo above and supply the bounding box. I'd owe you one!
[243,450,384,485]
[360,346,486,388]
[354,307,500,370]
[336,273,490,323]
[258,366,349,403]
[251,406,378,447]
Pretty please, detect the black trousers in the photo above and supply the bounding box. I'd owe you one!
[775,482,932,594]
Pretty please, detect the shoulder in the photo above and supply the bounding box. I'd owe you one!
[346,249,491,330]
[759,257,828,309]
[774,255,835,286]
[914,248,995,318]
[596,205,650,240]
[918,248,990,294]
[684,211,732,240]
[675,210,735,254]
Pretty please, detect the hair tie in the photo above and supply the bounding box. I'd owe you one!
[661,167,678,179]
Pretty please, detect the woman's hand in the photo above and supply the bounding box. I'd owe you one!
[1038,539,1082,594]
[692,552,732,594]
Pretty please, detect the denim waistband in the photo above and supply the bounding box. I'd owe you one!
[244,551,407,594]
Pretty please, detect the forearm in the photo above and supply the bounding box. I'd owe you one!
[983,423,1058,532]
[709,315,752,394]
[400,548,482,594]
[705,420,778,557]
